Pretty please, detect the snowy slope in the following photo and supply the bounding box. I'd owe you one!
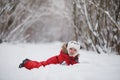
[0,42,120,80]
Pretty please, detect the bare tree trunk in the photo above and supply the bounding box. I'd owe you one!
[73,2,78,41]
[73,0,120,54]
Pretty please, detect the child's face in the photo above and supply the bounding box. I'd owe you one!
[69,48,77,55]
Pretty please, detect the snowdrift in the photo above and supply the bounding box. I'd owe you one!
[0,42,120,80]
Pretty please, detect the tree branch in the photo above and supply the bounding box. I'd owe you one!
[89,1,120,30]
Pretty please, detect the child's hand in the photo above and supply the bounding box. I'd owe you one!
[74,54,79,62]
[77,54,80,57]
[74,54,80,57]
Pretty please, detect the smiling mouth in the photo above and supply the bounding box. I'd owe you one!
[70,52,75,54]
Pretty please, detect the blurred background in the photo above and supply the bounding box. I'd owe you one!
[0,0,120,54]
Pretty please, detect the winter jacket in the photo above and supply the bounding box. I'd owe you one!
[23,43,79,70]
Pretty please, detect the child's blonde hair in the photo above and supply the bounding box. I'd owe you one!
[61,43,68,54]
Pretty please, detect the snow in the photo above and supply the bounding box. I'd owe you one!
[0,42,120,80]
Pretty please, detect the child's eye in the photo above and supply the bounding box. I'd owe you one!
[70,48,74,50]
[70,48,72,50]
[70,48,77,52]
[74,49,77,52]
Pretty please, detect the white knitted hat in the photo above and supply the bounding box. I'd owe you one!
[67,41,80,57]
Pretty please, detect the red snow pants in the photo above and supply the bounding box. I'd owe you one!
[24,56,59,70]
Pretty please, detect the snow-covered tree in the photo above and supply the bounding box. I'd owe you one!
[0,0,120,54]
[73,0,120,54]
[0,0,74,43]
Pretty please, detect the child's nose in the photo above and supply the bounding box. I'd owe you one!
[71,50,75,53]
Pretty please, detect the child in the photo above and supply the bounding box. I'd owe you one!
[19,41,80,70]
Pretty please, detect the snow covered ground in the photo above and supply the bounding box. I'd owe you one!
[0,42,120,80]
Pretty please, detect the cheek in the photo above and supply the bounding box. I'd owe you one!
[73,50,77,53]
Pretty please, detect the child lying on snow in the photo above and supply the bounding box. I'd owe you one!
[19,41,80,70]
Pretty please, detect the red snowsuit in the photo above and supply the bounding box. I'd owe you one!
[24,50,79,70]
